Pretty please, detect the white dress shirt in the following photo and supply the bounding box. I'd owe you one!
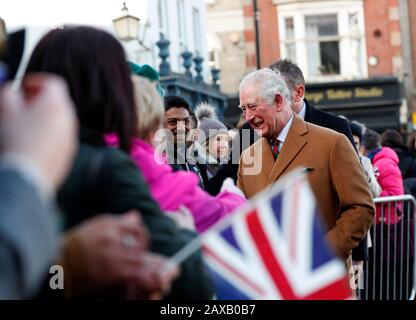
[298,100,306,120]
[272,113,294,152]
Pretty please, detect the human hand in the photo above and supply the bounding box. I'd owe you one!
[125,253,180,300]
[64,210,181,299]
[220,177,246,198]
[166,205,196,231]
[0,74,78,191]
[63,211,150,290]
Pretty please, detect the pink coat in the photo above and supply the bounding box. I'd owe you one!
[372,147,404,224]
[105,134,246,233]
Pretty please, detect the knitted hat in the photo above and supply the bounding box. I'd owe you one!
[362,129,381,152]
[195,102,228,144]
[128,61,165,97]
[349,121,364,141]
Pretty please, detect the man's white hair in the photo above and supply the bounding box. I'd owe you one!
[239,68,291,106]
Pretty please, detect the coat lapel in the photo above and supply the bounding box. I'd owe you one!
[267,115,308,184]
[257,137,275,178]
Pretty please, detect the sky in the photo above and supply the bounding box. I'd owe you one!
[0,0,150,81]
[0,0,148,30]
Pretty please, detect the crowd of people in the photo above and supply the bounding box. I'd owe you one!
[0,22,414,300]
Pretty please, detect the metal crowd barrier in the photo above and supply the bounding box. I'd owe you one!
[359,195,416,300]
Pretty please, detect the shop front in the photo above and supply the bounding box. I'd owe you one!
[305,77,403,133]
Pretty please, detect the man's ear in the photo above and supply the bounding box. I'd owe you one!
[274,93,284,112]
[294,85,305,102]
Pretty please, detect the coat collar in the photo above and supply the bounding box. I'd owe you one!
[303,98,313,122]
[266,114,308,183]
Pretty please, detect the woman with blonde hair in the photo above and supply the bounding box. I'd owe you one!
[107,75,246,233]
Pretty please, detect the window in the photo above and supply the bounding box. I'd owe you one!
[305,14,340,76]
[192,8,201,54]
[208,49,220,69]
[158,0,169,38]
[177,0,187,51]
[177,0,187,70]
[283,17,296,61]
[278,2,366,80]
[348,12,362,76]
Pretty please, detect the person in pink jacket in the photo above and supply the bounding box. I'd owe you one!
[363,129,404,224]
[106,75,246,233]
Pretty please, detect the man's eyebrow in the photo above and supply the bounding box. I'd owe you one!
[166,117,190,121]
[239,102,256,109]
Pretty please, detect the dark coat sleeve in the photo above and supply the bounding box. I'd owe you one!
[0,168,57,299]
[304,100,356,151]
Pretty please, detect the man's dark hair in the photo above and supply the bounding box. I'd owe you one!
[25,26,137,153]
[349,121,364,142]
[409,133,416,153]
[268,59,305,93]
[362,129,381,152]
[381,129,403,148]
[164,95,190,112]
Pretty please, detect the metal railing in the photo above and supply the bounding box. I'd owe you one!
[360,195,416,300]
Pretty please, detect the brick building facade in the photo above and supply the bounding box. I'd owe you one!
[206,0,416,131]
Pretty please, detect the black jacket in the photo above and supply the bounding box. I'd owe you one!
[167,144,209,189]
[170,162,209,190]
[304,99,355,149]
[390,145,416,179]
[57,143,213,299]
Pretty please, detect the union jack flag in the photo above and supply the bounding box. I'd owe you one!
[202,170,353,300]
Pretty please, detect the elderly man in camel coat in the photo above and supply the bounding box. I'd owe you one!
[237,68,375,262]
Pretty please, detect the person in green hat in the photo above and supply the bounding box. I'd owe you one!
[128,61,165,97]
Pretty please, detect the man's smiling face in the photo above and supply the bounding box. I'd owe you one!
[164,107,191,144]
[239,85,283,139]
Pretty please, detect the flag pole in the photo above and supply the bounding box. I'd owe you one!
[159,236,202,277]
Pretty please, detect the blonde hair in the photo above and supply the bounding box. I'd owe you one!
[131,75,164,140]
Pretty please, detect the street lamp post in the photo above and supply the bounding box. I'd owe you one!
[112,2,150,51]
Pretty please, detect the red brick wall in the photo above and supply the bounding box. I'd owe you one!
[364,0,402,76]
[408,0,416,113]
[242,1,257,69]
[242,0,279,69]
[258,0,280,67]
[409,0,416,83]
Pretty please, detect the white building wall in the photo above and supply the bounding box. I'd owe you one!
[2,0,210,83]
[131,0,210,80]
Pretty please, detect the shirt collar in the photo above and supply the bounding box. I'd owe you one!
[298,100,306,120]
[276,113,294,145]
